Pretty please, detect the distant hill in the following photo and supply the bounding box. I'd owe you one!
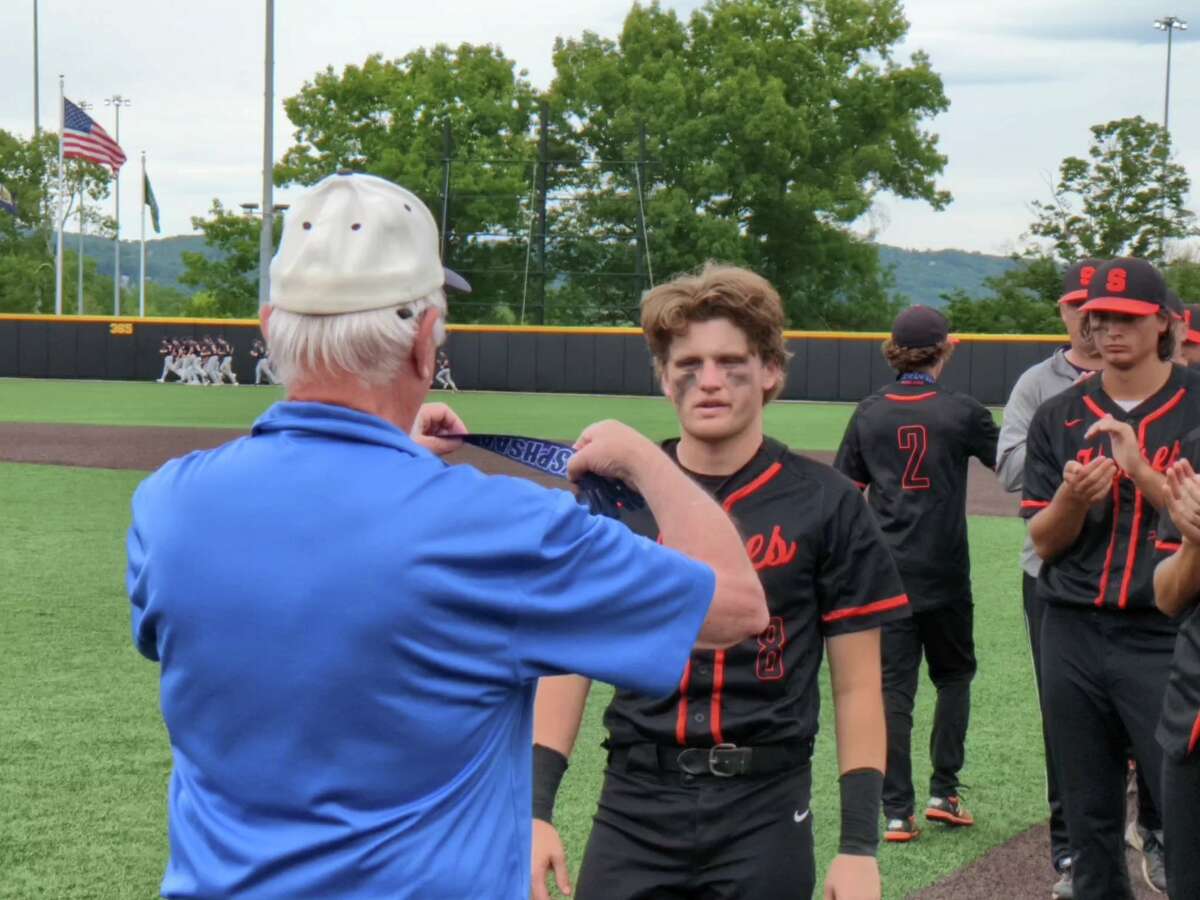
[67,233,1016,305]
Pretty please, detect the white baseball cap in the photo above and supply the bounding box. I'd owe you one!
[269,171,470,315]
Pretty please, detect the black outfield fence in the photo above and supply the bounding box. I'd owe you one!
[0,315,1062,406]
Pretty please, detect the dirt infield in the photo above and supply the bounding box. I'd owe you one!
[2,422,1165,898]
[0,423,1017,517]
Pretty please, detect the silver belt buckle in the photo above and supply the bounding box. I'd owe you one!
[708,742,739,777]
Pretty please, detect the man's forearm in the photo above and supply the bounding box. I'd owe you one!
[634,451,767,646]
[1155,541,1200,618]
[1029,490,1090,561]
[533,675,592,756]
[828,630,885,774]
[1127,459,1168,510]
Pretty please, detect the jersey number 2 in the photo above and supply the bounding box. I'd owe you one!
[756,616,786,681]
[897,425,931,490]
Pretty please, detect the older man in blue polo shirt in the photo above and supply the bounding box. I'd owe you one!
[126,172,767,899]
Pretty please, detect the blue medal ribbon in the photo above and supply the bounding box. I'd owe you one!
[898,372,936,385]
[461,434,645,518]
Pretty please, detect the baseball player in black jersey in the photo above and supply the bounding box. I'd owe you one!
[1180,303,1200,367]
[834,305,998,843]
[530,264,910,900]
[1023,257,1198,898]
[1151,449,1200,897]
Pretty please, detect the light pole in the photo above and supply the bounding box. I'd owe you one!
[260,0,275,309]
[1153,16,1188,259]
[32,1,39,136]
[105,94,131,315]
[76,100,92,315]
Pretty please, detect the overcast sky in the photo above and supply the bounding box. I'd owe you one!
[1,1,1196,256]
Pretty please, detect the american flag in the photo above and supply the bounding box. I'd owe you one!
[62,98,126,171]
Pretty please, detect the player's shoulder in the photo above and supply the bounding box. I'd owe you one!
[1033,374,1094,421]
[772,439,866,508]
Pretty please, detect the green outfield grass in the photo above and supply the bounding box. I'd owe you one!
[0,381,1034,899]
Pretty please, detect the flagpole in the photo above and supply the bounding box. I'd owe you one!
[54,75,64,316]
[139,151,146,318]
[76,98,92,316]
[259,0,275,308]
[106,94,131,316]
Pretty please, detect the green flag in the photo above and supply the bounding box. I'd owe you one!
[144,172,161,234]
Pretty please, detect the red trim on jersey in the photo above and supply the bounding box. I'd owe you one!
[1157,540,1182,553]
[1118,388,1186,609]
[1189,708,1200,756]
[722,462,784,512]
[685,460,786,745]
[1094,478,1122,608]
[885,392,937,403]
[675,660,692,746]
[821,593,910,624]
[1082,395,1107,420]
[710,650,726,744]
[1021,500,1051,510]
[852,479,868,491]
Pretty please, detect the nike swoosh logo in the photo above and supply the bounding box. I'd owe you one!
[794,809,810,824]
[1065,419,1084,428]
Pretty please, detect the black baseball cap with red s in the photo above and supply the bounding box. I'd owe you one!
[1079,257,1183,318]
[1059,258,1104,305]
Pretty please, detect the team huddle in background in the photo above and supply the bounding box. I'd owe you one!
[155,336,275,386]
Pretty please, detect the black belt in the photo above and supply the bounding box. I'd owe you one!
[609,740,813,778]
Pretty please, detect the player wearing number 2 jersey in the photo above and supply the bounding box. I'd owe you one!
[835,305,999,843]
[529,264,910,900]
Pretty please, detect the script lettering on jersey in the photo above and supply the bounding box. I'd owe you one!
[744,526,798,571]
[1075,441,1182,475]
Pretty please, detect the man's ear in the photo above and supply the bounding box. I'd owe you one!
[413,308,441,382]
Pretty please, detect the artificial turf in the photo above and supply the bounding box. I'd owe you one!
[1,381,1036,899]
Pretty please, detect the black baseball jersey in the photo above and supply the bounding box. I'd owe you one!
[602,437,910,749]
[1023,364,1200,612]
[834,378,999,612]
[1153,427,1200,762]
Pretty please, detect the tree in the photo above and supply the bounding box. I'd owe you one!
[943,256,1064,334]
[1028,116,1196,264]
[179,201,281,318]
[277,45,542,323]
[0,129,113,313]
[547,0,951,328]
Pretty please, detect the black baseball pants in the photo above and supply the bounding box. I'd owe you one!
[881,603,976,819]
[574,754,815,899]
[1022,573,1071,868]
[1163,750,1200,896]
[1040,603,1175,900]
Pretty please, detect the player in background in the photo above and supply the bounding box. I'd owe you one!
[433,349,458,391]
[834,305,998,844]
[217,337,238,385]
[1179,303,1200,367]
[157,338,180,383]
[1022,258,1196,898]
[530,264,909,900]
[995,259,1103,897]
[250,338,277,385]
[1150,452,1200,898]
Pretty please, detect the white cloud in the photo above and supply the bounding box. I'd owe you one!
[0,0,1194,256]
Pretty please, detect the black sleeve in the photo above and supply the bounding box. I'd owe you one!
[816,481,910,637]
[967,398,1000,470]
[1021,404,1062,519]
[833,408,871,491]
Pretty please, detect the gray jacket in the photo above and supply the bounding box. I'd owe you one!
[996,348,1089,577]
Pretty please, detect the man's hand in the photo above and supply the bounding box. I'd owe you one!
[410,402,467,456]
[1061,456,1117,508]
[567,420,665,492]
[823,854,880,900]
[531,819,571,900]
[1085,416,1142,478]
[1166,459,1200,547]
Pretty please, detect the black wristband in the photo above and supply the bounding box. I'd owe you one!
[838,767,883,857]
[532,744,569,824]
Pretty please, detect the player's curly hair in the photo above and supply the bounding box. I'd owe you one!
[882,339,954,374]
[641,263,791,403]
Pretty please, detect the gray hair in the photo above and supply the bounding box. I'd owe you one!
[266,290,447,388]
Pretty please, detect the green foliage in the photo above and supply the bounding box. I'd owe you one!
[1028,116,1197,264]
[547,0,951,328]
[944,256,1064,334]
[1166,256,1200,303]
[0,129,114,313]
[179,201,281,318]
